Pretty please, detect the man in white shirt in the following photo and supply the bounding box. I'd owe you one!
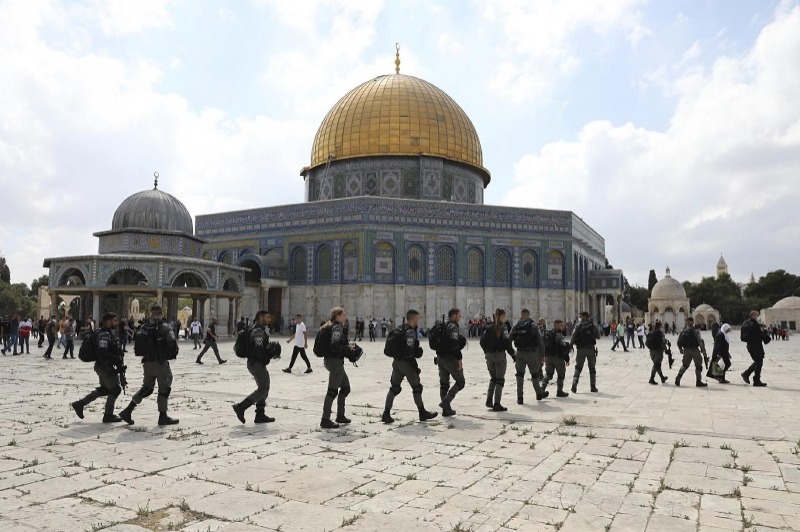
[283,314,312,374]
[190,318,202,349]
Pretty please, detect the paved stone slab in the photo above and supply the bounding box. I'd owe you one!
[0,332,796,531]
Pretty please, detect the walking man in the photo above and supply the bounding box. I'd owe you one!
[18,316,32,354]
[541,320,571,398]
[675,317,708,387]
[232,310,278,424]
[436,308,467,417]
[570,311,601,393]
[741,310,769,387]
[190,317,202,349]
[480,308,516,411]
[43,316,58,359]
[283,314,312,374]
[646,322,668,384]
[317,307,355,429]
[196,317,226,364]
[1,313,20,355]
[381,310,438,423]
[510,308,548,404]
[119,305,179,426]
[71,312,125,423]
[62,314,76,359]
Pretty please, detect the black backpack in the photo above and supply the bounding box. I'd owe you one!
[677,328,699,349]
[544,330,559,355]
[428,322,445,352]
[133,322,159,357]
[573,322,596,346]
[740,321,756,343]
[313,326,333,358]
[384,327,405,357]
[78,331,97,363]
[234,326,253,358]
[644,331,659,350]
[510,320,536,349]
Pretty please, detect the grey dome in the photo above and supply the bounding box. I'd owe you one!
[112,188,193,235]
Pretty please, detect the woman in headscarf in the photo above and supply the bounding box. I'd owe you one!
[708,323,732,383]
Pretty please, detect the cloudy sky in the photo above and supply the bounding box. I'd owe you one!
[1,0,798,288]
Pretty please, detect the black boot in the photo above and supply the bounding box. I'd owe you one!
[439,400,456,417]
[492,403,508,412]
[254,408,274,423]
[695,368,707,387]
[556,379,569,398]
[119,402,136,425]
[649,367,658,385]
[517,396,524,405]
[590,375,598,393]
[486,382,495,408]
[232,399,253,424]
[102,414,123,423]
[381,410,394,424]
[158,412,179,426]
[571,376,579,394]
[418,408,438,422]
[675,367,686,387]
[320,418,339,429]
[335,409,351,425]
[741,371,751,384]
[537,391,550,400]
[71,401,85,419]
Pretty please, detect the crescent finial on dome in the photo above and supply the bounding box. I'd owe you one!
[395,43,400,74]
[154,171,159,190]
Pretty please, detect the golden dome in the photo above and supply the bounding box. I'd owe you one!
[308,74,489,184]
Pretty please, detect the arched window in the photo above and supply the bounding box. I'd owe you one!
[407,245,425,284]
[436,246,455,285]
[218,251,233,265]
[374,241,395,283]
[316,245,332,283]
[290,247,307,284]
[342,242,358,282]
[548,250,564,286]
[466,247,484,285]
[521,250,538,287]
[494,249,511,286]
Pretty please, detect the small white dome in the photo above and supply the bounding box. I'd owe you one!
[772,296,800,310]
[651,268,687,299]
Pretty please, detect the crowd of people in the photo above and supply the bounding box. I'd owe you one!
[59,300,775,430]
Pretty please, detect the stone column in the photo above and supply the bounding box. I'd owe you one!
[92,291,100,322]
[49,290,58,318]
[228,298,235,336]
[192,298,199,320]
[156,289,164,307]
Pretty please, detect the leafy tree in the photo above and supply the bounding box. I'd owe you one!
[648,270,658,292]
[29,275,49,300]
[683,273,748,324]
[744,270,800,307]
[0,282,35,317]
[0,254,10,284]
[626,285,650,312]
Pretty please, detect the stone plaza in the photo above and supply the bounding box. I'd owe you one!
[0,331,798,531]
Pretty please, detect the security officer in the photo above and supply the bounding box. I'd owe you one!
[119,305,179,425]
[647,321,669,385]
[381,310,438,424]
[480,308,517,412]
[233,310,278,424]
[541,320,570,398]
[741,310,768,387]
[570,311,601,393]
[437,308,467,417]
[510,308,548,404]
[675,317,708,387]
[71,312,125,423]
[320,307,354,429]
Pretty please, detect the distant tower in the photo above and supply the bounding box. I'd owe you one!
[716,254,728,277]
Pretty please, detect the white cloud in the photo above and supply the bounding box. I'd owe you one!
[503,4,800,284]
[89,0,174,35]
[480,0,648,105]
[437,33,463,56]
[0,1,314,284]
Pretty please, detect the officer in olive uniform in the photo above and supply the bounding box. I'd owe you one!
[71,312,125,423]
[647,321,669,385]
[381,310,438,424]
[480,308,516,412]
[320,307,354,429]
[541,320,570,397]
[675,317,708,387]
[233,310,278,424]
[570,311,601,393]
[510,308,548,404]
[437,308,467,417]
[119,305,179,426]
